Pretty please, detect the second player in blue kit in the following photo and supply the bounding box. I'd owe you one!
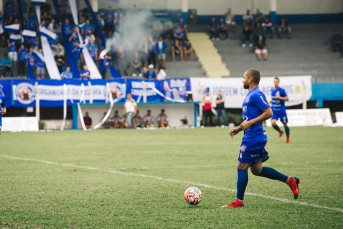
[270,77,290,143]
[222,69,299,208]
[0,93,6,134]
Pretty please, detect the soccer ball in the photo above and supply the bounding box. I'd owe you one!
[183,187,202,205]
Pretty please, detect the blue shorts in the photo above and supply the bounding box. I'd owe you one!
[272,110,288,124]
[238,141,269,164]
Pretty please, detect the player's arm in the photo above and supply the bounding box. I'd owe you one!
[1,107,6,115]
[276,95,289,101]
[240,107,273,130]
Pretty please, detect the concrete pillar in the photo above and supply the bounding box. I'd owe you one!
[0,0,3,12]
[269,0,277,24]
[182,0,188,25]
[91,0,98,12]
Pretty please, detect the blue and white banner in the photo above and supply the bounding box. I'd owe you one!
[126,79,163,103]
[11,79,126,107]
[31,0,46,6]
[40,26,57,40]
[10,34,22,41]
[190,76,312,108]
[3,24,20,34]
[163,78,190,102]
[22,30,37,38]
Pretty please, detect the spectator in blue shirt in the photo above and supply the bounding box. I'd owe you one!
[80,65,91,80]
[209,17,219,40]
[69,28,79,48]
[2,53,13,77]
[63,19,72,37]
[25,47,36,74]
[173,26,184,43]
[36,49,46,79]
[18,44,27,77]
[104,7,114,34]
[72,42,83,70]
[27,13,37,30]
[145,64,156,80]
[82,20,94,37]
[87,40,98,62]
[218,18,229,39]
[61,66,73,79]
[8,38,17,68]
[156,36,167,69]
[99,51,110,79]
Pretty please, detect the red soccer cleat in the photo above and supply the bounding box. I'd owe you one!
[287,177,300,199]
[279,130,284,139]
[286,138,290,143]
[221,199,244,208]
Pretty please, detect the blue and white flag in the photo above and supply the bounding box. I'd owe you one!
[40,26,57,40]
[31,0,46,6]
[33,50,45,62]
[22,30,37,39]
[3,24,20,34]
[10,34,22,41]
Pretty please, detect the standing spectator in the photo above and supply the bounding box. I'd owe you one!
[216,90,226,126]
[157,109,169,128]
[255,36,268,61]
[133,110,143,128]
[104,7,114,34]
[62,19,72,37]
[152,19,163,38]
[117,46,128,76]
[143,110,155,127]
[163,20,174,40]
[218,18,229,39]
[80,65,91,80]
[156,36,167,69]
[331,29,342,52]
[54,52,65,73]
[262,17,274,38]
[72,42,82,70]
[209,17,219,40]
[8,38,17,70]
[18,44,27,77]
[172,39,183,61]
[0,11,5,46]
[36,49,45,79]
[1,54,13,77]
[138,37,148,67]
[25,47,35,77]
[202,90,213,126]
[27,13,38,30]
[83,112,92,129]
[123,93,137,129]
[130,52,142,77]
[183,40,194,61]
[254,9,264,24]
[82,20,94,37]
[224,8,237,31]
[145,64,156,80]
[61,66,73,79]
[114,8,123,28]
[51,43,65,57]
[85,30,96,43]
[147,35,156,68]
[97,14,104,30]
[278,18,291,39]
[87,39,98,62]
[99,51,109,79]
[242,25,253,47]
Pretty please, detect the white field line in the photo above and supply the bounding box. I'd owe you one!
[1,154,342,213]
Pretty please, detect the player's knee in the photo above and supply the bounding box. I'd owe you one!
[271,120,277,125]
[251,168,261,176]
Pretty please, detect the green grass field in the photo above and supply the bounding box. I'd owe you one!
[1,127,343,228]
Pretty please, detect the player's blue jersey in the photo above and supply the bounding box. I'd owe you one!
[271,87,287,112]
[242,87,270,143]
[0,94,6,128]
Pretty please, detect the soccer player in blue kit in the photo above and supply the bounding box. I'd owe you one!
[222,69,299,208]
[270,77,290,143]
[0,93,6,134]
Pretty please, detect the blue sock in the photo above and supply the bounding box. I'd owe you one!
[257,167,288,183]
[284,126,290,138]
[236,168,248,201]
[272,124,281,132]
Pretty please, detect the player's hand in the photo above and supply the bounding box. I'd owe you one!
[239,121,252,131]
[229,127,240,137]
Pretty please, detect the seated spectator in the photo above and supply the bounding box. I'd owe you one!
[218,18,229,39]
[278,18,291,39]
[209,17,219,41]
[255,36,268,61]
[242,25,253,47]
[1,53,13,77]
[61,66,73,79]
[133,110,143,128]
[253,23,265,44]
[224,8,237,31]
[145,64,156,80]
[36,49,45,79]
[183,40,194,61]
[163,20,174,40]
[172,39,183,61]
[83,112,92,129]
[254,9,264,24]
[18,44,27,77]
[156,36,167,68]
[262,17,274,38]
[141,67,148,78]
[173,25,184,43]
[242,9,253,27]
[112,110,122,129]
[178,17,188,39]
[101,112,112,129]
[131,52,142,77]
[331,29,342,52]
[157,109,169,127]
[80,65,91,80]
[143,110,155,127]
[87,40,98,62]
[152,19,163,37]
[55,52,65,73]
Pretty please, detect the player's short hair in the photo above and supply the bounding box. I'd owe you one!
[161,109,165,112]
[274,77,280,81]
[147,110,151,112]
[246,69,261,84]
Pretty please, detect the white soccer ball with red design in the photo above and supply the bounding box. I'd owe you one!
[183,187,202,205]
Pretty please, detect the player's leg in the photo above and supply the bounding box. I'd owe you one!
[281,113,290,143]
[271,113,284,138]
